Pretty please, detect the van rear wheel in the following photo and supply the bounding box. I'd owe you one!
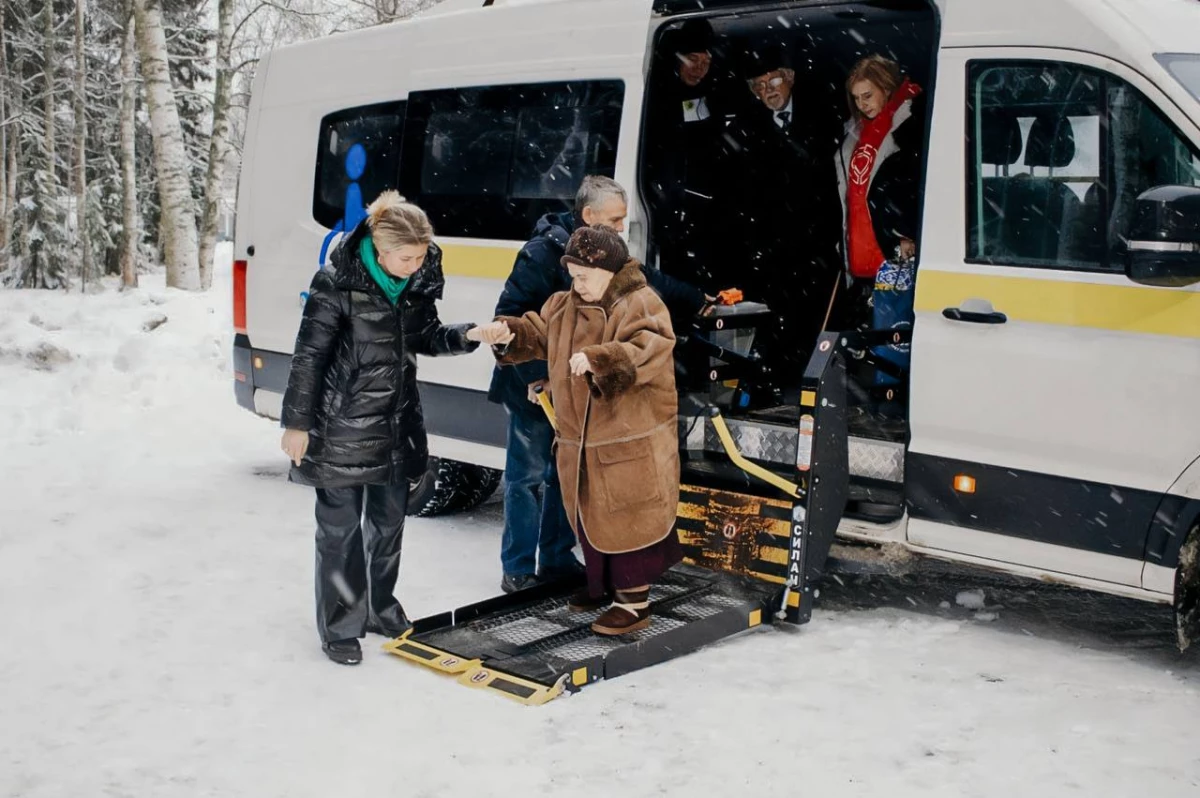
[1176,526,1200,652]
[408,457,503,518]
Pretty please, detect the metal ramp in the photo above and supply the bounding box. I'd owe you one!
[384,565,776,705]
[386,331,854,704]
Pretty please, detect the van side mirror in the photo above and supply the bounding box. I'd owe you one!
[1124,185,1200,287]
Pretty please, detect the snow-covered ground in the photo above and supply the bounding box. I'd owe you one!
[2,247,1198,797]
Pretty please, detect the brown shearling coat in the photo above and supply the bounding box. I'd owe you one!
[496,260,679,554]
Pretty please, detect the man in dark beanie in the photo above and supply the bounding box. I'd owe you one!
[492,225,683,636]
[487,177,709,595]
[644,18,742,287]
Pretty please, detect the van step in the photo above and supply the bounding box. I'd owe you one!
[680,414,904,483]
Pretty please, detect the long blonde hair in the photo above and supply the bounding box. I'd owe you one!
[366,190,433,251]
[846,55,904,120]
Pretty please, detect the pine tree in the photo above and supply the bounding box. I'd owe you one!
[26,0,70,289]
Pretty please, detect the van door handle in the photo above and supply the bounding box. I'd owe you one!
[942,298,1007,325]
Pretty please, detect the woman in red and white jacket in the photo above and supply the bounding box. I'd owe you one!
[834,55,926,404]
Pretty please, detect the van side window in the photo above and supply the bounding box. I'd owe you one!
[966,61,1200,272]
[400,81,624,241]
[312,102,405,230]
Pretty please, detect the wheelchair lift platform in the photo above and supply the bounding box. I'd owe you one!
[385,330,860,705]
[384,564,778,705]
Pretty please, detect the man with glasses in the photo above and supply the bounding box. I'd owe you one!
[727,46,842,383]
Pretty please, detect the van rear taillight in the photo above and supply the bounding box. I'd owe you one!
[233,259,248,334]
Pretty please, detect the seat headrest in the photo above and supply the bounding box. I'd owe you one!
[1024,115,1076,168]
[980,109,1022,166]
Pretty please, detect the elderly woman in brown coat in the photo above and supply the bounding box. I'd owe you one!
[477,225,682,635]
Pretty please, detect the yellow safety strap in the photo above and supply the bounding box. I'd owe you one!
[709,412,801,499]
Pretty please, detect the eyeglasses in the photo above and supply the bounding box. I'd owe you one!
[748,75,787,95]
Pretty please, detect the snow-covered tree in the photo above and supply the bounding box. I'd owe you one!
[133,0,200,289]
[198,0,233,291]
[0,0,444,292]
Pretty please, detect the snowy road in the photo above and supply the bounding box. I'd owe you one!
[2,263,1198,797]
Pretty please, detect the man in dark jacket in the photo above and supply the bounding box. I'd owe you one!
[726,46,843,381]
[489,175,710,593]
[644,19,741,283]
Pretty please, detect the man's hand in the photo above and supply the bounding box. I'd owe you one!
[527,379,548,405]
[569,352,593,377]
[281,429,309,467]
[467,321,514,345]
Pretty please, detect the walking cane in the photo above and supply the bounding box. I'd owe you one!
[534,384,557,431]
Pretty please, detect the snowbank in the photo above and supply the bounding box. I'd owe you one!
[1,249,1198,797]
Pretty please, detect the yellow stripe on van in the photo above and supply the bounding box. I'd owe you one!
[438,242,521,280]
[915,271,1200,339]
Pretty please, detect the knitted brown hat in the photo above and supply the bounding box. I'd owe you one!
[561,225,629,274]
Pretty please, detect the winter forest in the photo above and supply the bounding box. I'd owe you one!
[0,0,442,293]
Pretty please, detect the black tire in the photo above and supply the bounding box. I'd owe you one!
[1176,526,1200,652]
[407,457,503,517]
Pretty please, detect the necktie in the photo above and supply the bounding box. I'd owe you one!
[776,110,791,129]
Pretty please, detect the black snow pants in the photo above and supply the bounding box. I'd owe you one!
[314,484,411,644]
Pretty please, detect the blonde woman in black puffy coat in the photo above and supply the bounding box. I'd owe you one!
[280,191,511,665]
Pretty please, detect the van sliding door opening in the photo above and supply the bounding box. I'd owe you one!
[641,1,937,441]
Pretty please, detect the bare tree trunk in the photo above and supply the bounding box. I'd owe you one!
[133,0,200,290]
[119,0,138,289]
[198,0,234,292]
[0,0,9,270]
[74,0,93,291]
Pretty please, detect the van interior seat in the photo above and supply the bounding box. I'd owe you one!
[999,114,1083,262]
[1067,179,1106,265]
[977,109,1023,259]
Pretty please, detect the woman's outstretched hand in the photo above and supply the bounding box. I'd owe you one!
[281,429,309,466]
[569,352,593,377]
[467,321,514,346]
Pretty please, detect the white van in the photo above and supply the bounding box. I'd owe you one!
[232,0,1200,641]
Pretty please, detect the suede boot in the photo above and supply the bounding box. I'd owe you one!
[591,588,651,635]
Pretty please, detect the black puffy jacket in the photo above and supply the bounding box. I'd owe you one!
[281,221,479,488]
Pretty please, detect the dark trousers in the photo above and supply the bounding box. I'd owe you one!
[314,483,410,644]
[578,524,684,598]
[500,397,579,577]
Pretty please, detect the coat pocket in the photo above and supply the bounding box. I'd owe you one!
[595,439,662,513]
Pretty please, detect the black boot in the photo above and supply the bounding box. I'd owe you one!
[322,638,363,666]
[501,573,540,594]
[537,559,586,583]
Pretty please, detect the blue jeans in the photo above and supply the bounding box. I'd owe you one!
[501,397,579,577]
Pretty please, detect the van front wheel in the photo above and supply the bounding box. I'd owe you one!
[408,457,502,518]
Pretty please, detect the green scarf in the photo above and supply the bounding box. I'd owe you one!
[360,236,409,306]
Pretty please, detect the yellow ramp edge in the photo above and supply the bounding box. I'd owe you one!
[384,630,569,706]
[458,666,569,706]
[381,629,480,675]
